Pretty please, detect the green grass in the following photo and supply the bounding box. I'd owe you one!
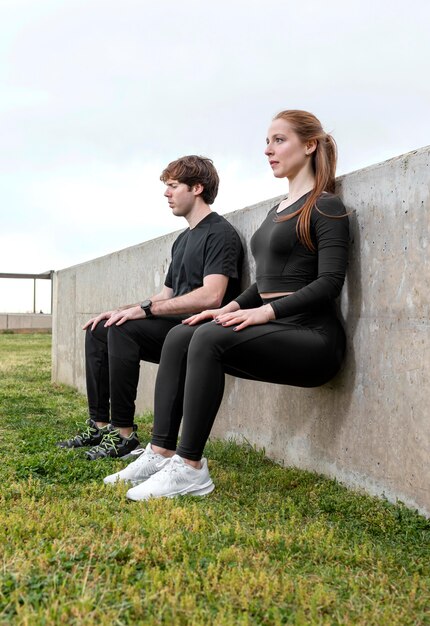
[0,334,429,625]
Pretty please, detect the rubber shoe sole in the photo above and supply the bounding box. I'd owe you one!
[126,479,215,501]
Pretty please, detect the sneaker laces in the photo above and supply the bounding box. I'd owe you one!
[126,441,168,463]
[92,428,121,454]
[78,420,97,439]
[130,448,145,456]
[131,449,154,467]
[152,456,188,485]
[65,420,97,444]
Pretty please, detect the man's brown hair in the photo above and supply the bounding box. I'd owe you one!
[160,155,220,205]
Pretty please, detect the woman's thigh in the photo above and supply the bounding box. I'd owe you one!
[160,322,203,358]
[190,320,344,387]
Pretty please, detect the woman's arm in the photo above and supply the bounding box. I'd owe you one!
[270,199,350,319]
[234,282,263,309]
[183,299,240,325]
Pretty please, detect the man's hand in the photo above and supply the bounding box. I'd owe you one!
[104,305,146,327]
[211,305,275,332]
[83,310,119,331]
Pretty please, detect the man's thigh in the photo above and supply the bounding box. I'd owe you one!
[107,316,183,364]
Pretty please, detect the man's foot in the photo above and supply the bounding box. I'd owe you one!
[103,443,171,485]
[126,454,215,501]
[86,425,140,460]
[56,419,109,448]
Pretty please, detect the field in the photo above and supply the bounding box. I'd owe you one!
[1,334,429,625]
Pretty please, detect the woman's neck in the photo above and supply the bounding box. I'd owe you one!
[286,170,315,203]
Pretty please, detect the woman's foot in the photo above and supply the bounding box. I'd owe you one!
[126,455,215,501]
[103,442,171,485]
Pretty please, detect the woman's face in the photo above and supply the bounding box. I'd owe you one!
[265,118,312,179]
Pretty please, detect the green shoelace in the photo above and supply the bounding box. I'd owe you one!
[93,429,121,452]
[77,421,98,439]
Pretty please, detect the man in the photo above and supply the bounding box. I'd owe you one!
[57,155,243,459]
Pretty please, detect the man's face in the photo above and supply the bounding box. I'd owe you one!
[164,179,197,217]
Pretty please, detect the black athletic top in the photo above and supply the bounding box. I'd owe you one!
[234,191,349,319]
[165,212,243,306]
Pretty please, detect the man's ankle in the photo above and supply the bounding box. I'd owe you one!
[95,421,109,429]
[118,426,134,437]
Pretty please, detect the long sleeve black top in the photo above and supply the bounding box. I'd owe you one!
[234,191,349,319]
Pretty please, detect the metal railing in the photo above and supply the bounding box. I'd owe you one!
[0,271,54,313]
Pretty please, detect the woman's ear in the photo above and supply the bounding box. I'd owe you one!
[305,139,318,155]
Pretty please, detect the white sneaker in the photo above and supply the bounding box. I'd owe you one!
[103,442,170,485]
[126,454,215,501]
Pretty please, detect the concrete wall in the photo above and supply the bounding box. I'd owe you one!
[0,313,52,332]
[52,146,430,516]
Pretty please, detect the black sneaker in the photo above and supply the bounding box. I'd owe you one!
[85,424,140,460]
[57,419,110,448]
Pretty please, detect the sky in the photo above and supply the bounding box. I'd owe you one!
[1,0,429,313]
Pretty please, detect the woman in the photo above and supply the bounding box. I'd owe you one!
[104,110,350,500]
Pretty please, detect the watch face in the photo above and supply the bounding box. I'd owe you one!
[141,299,152,309]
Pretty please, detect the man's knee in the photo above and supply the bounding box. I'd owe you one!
[106,322,137,358]
[86,322,108,344]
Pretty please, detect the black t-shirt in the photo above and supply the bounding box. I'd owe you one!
[164,212,243,306]
[235,192,349,319]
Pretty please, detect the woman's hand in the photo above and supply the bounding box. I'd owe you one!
[183,307,231,326]
[214,304,275,332]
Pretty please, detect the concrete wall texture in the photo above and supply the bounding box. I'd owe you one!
[0,313,52,332]
[52,146,430,516]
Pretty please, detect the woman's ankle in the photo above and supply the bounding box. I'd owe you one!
[151,444,175,458]
[183,458,202,469]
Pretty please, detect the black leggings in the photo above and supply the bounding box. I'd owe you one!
[151,307,346,460]
[85,316,183,427]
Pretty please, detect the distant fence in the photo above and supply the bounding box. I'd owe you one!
[0,271,54,314]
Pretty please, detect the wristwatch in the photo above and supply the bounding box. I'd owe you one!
[140,299,153,318]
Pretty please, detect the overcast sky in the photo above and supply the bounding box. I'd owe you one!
[1,0,429,312]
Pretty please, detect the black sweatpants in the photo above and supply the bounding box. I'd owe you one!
[151,307,346,460]
[85,316,183,427]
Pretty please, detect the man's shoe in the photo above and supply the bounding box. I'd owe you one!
[103,442,171,485]
[86,425,140,460]
[56,419,109,448]
[126,454,215,501]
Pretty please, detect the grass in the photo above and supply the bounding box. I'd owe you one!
[0,334,429,625]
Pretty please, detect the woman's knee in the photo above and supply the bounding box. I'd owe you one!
[188,321,229,356]
[162,323,198,356]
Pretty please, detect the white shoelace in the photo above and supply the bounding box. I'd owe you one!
[153,456,192,486]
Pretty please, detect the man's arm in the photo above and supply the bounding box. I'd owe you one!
[104,274,229,327]
[82,285,174,331]
[152,275,228,315]
[151,285,174,303]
